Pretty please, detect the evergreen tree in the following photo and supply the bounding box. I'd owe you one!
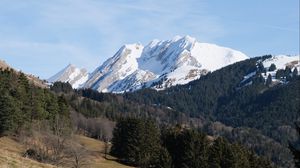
[231,144,250,168]
[275,69,285,79]
[0,93,14,134]
[266,74,272,86]
[253,74,265,85]
[257,62,265,73]
[285,66,292,81]
[50,81,73,93]
[154,147,172,168]
[293,68,298,78]
[269,64,276,71]
[0,92,23,134]
[208,137,237,168]
[141,120,161,167]
[180,130,209,168]
[0,69,71,136]
[111,118,161,167]
[289,125,300,168]
[30,88,46,121]
[45,94,59,120]
[57,95,69,116]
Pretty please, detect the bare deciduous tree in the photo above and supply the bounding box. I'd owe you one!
[66,138,90,168]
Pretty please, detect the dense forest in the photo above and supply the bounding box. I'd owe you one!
[69,55,299,167]
[0,68,70,135]
[111,118,274,168]
[122,55,300,167]
[0,55,299,167]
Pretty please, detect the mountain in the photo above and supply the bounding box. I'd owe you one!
[48,64,89,88]
[82,35,248,92]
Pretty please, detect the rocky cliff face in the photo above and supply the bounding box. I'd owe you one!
[84,35,248,92]
[49,35,249,92]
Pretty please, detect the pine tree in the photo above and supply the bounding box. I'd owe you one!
[0,93,22,134]
[269,64,276,71]
[208,137,237,168]
[0,93,13,134]
[293,68,298,78]
[57,95,69,116]
[266,74,272,86]
[110,118,161,167]
[275,69,285,79]
[30,88,46,121]
[154,147,172,168]
[231,144,250,168]
[180,130,209,168]
[289,125,300,168]
[257,62,265,73]
[45,94,59,120]
[140,119,161,167]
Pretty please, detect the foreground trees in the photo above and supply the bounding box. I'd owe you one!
[110,118,161,167]
[289,125,300,168]
[111,118,274,168]
[0,69,70,136]
[0,68,78,166]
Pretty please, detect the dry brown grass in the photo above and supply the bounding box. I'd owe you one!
[74,135,134,168]
[0,137,54,168]
[0,136,134,168]
[0,60,10,69]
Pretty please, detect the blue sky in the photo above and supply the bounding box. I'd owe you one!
[0,0,299,79]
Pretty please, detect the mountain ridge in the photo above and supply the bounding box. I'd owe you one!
[49,35,249,92]
[48,64,89,89]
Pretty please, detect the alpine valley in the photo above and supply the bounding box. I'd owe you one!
[1,35,299,168]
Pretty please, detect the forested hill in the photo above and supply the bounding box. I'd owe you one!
[0,64,275,168]
[62,55,300,167]
[121,55,300,167]
[0,55,299,167]
[58,55,300,167]
[124,55,299,135]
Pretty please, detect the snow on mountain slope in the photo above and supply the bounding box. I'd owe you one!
[83,44,144,92]
[261,55,299,81]
[108,69,157,93]
[262,55,299,70]
[48,64,89,88]
[83,35,248,92]
[240,55,299,88]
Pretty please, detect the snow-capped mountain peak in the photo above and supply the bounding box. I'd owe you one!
[81,35,248,92]
[49,35,249,92]
[83,43,144,92]
[48,64,89,89]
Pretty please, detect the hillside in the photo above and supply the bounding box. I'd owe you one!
[121,55,299,167]
[0,137,55,168]
[0,60,10,69]
[53,55,299,167]
[1,55,299,168]
[0,135,133,168]
[0,59,48,88]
